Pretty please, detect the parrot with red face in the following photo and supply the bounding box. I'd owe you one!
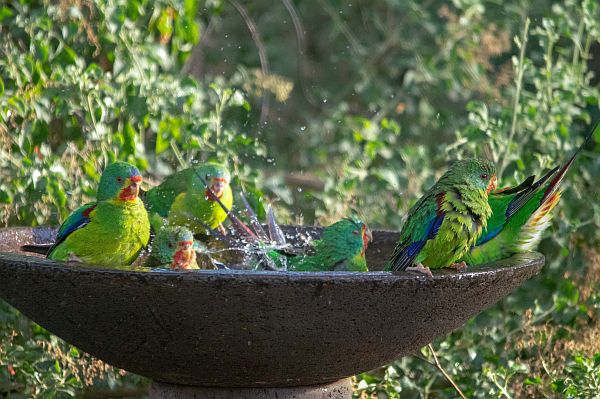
[464,123,597,265]
[143,162,233,235]
[46,161,150,267]
[386,159,497,276]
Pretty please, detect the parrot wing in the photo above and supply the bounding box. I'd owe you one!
[477,167,559,246]
[48,202,97,255]
[388,193,445,271]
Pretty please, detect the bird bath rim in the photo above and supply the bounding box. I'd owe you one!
[0,226,544,388]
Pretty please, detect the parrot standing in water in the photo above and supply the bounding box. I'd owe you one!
[464,123,597,265]
[143,162,232,235]
[386,159,497,276]
[46,161,151,267]
[145,226,200,270]
[264,218,373,272]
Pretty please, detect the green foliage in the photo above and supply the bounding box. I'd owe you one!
[1,0,600,397]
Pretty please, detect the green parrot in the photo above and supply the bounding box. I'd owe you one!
[464,124,596,265]
[264,218,373,272]
[145,226,200,270]
[143,162,233,235]
[47,161,151,267]
[386,159,497,275]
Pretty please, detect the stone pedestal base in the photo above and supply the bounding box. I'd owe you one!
[149,378,353,399]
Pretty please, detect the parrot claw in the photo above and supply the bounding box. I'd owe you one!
[217,224,228,236]
[449,261,468,272]
[67,253,84,263]
[406,263,433,278]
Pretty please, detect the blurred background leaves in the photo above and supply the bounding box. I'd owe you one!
[0,0,599,397]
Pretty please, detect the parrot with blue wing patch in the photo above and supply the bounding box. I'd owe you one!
[45,161,151,267]
[386,159,497,276]
[464,123,597,265]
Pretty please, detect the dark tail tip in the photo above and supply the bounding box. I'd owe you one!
[21,244,52,255]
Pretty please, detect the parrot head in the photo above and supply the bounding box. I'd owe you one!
[96,161,143,202]
[153,226,197,270]
[443,159,497,195]
[193,162,231,201]
[322,218,373,256]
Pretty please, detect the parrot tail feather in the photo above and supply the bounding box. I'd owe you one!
[21,244,53,255]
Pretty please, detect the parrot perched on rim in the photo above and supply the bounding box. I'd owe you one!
[145,226,199,270]
[143,162,233,235]
[463,123,597,265]
[386,159,497,275]
[264,218,373,272]
[45,161,151,267]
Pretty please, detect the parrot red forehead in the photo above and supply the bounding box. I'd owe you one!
[130,175,142,183]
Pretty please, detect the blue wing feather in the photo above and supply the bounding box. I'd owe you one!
[48,202,96,256]
[389,212,445,271]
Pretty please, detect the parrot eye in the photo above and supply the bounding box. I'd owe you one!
[116,176,124,183]
[480,174,488,180]
[167,242,174,249]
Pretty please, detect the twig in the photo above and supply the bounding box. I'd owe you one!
[169,139,189,169]
[280,0,318,106]
[427,344,467,399]
[229,0,271,123]
[499,17,530,177]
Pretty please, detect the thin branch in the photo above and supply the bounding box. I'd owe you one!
[427,344,467,399]
[499,17,530,177]
[280,0,318,106]
[229,0,271,123]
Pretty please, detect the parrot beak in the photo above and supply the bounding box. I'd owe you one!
[487,175,498,194]
[362,224,373,253]
[171,240,196,270]
[206,178,229,200]
[119,175,142,201]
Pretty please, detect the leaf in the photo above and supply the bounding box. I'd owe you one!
[0,6,13,22]
[122,122,136,156]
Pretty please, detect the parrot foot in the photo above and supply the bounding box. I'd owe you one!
[406,263,433,278]
[449,261,468,272]
[67,253,84,263]
[217,224,228,236]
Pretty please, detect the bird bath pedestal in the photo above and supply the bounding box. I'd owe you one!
[0,226,544,398]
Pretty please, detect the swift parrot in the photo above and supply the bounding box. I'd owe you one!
[464,123,597,265]
[46,161,151,267]
[386,159,497,275]
[145,225,200,270]
[143,162,233,235]
[264,218,373,272]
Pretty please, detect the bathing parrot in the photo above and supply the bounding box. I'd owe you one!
[464,123,597,265]
[143,162,233,235]
[47,161,151,267]
[386,159,497,275]
[264,218,372,272]
[145,226,199,270]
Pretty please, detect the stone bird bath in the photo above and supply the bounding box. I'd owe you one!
[0,226,544,398]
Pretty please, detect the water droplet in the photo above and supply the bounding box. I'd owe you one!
[436,113,440,119]
[299,126,306,132]
[322,99,328,103]
[297,188,303,192]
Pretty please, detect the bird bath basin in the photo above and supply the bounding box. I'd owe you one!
[0,226,544,398]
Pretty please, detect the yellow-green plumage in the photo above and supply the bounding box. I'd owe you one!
[463,123,596,265]
[48,162,150,268]
[387,159,497,271]
[146,226,199,270]
[144,163,232,234]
